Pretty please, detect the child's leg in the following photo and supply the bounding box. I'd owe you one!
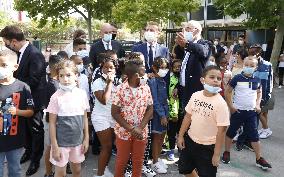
[157,133,166,157]
[152,132,166,163]
[5,148,22,177]
[44,145,53,176]
[251,142,261,160]
[70,162,81,177]
[131,138,147,177]
[115,137,132,177]
[259,112,269,129]
[54,166,67,177]
[96,128,114,176]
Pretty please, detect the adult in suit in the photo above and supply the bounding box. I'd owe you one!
[175,20,211,112]
[89,23,125,69]
[132,21,169,73]
[0,25,46,176]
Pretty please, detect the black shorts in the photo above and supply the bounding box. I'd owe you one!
[179,135,217,177]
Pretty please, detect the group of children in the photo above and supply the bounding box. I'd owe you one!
[0,44,273,177]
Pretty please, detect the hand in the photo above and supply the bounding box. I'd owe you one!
[52,147,62,162]
[147,73,155,79]
[7,106,17,115]
[131,127,143,140]
[161,117,168,127]
[172,88,178,99]
[81,139,89,154]
[107,73,115,82]
[229,107,239,114]
[175,32,187,48]
[177,136,185,150]
[255,106,261,113]
[212,154,220,167]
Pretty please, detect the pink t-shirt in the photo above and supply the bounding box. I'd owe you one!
[185,91,230,145]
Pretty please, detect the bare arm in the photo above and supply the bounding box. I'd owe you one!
[8,107,34,117]
[94,81,113,105]
[224,85,236,113]
[212,126,227,166]
[178,113,192,138]
[256,88,262,112]
[138,105,153,130]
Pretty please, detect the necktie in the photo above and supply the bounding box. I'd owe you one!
[148,45,153,70]
[106,43,110,50]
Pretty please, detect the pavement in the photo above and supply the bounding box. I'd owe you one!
[4,88,284,177]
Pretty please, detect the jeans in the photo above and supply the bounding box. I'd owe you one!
[0,148,23,177]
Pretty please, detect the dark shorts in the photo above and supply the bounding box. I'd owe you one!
[179,135,217,177]
[226,110,259,142]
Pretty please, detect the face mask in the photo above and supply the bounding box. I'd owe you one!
[144,31,156,43]
[157,69,169,78]
[214,41,219,46]
[206,61,216,67]
[103,34,112,42]
[76,64,84,73]
[239,40,244,45]
[77,50,89,58]
[5,44,17,53]
[184,31,193,42]
[243,67,255,75]
[0,67,11,80]
[59,83,76,92]
[203,84,222,94]
[112,33,117,40]
[139,75,148,86]
[173,71,180,77]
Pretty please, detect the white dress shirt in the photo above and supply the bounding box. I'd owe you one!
[102,39,112,50]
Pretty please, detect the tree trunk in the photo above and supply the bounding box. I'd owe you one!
[270,10,284,72]
[87,8,93,43]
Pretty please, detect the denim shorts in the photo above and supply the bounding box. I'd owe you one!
[151,113,167,134]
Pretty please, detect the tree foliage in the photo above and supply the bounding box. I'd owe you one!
[112,0,200,31]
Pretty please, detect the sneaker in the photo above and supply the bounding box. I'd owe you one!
[221,151,230,164]
[258,128,264,135]
[259,128,272,139]
[167,150,175,161]
[243,141,254,152]
[279,85,282,89]
[256,157,272,170]
[111,149,117,156]
[151,162,167,174]
[158,158,168,169]
[124,170,132,177]
[175,160,179,166]
[142,164,156,177]
[104,166,114,177]
[232,132,240,142]
[235,143,243,151]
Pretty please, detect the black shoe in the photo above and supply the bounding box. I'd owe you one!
[92,146,100,155]
[221,151,230,164]
[235,143,244,151]
[20,152,31,164]
[66,162,72,174]
[243,142,254,152]
[256,157,272,170]
[26,161,40,176]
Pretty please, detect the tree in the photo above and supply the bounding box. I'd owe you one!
[214,0,284,71]
[0,11,14,28]
[112,0,200,31]
[14,0,119,42]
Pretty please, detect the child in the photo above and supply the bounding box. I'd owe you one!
[148,57,169,174]
[47,60,89,177]
[167,59,181,161]
[112,59,153,177]
[217,56,232,97]
[222,56,272,170]
[91,58,118,177]
[44,55,62,177]
[177,65,230,177]
[0,50,34,177]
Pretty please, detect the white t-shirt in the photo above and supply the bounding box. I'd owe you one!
[91,77,116,117]
[78,74,90,101]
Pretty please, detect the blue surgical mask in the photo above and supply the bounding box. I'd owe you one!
[206,61,216,67]
[184,32,193,42]
[77,50,89,58]
[103,34,112,42]
[203,84,222,94]
[243,67,255,75]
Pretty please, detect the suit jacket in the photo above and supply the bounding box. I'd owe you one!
[14,44,47,110]
[89,39,125,69]
[132,43,169,73]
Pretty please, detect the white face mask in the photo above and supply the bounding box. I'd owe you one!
[140,75,148,86]
[77,50,89,58]
[157,69,169,78]
[0,67,12,80]
[76,64,84,73]
[103,34,112,43]
[184,31,193,42]
[239,40,244,45]
[59,83,76,92]
[214,41,219,46]
[144,31,157,43]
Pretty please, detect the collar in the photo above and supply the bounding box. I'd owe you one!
[122,80,144,90]
[102,39,111,45]
[147,42,157,48]
[19,41,29,54]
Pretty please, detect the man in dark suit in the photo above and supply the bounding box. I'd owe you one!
[89,23,125,69]
[132,21,169,73]
[1,25,46,176]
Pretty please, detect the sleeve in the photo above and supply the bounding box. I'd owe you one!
[215,100,230,126]
[148,79,167,118]
[46,93,59,114]
[229,75,238,88]
[82,91,90,111]
[112,86,121,107]
[91,78,105,93]
[185,93,194,115]
[23,84,34,109]
[185,41,210,63]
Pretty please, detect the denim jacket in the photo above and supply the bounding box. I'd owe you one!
[148,77,169,119]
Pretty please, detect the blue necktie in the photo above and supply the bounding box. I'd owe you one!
[148,45,153,70]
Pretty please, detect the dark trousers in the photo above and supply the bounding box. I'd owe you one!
[279,67,284,86]
[167,120,179,150]
[25,110,44,162]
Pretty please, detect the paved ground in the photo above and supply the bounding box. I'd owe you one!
[4,88,284,177]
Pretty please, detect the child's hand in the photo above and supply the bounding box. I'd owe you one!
[7,106,17,115]
[52,147,62,162]
[212,154,220,167]
[229,107,239,114]
[131,127,143,140]
[107,73,115,82]
[172,88,178,99]
[177,136,185,150]
[81,140,89,154]
[161,117,168,127]
[255,106,261,113]
[147,73,155,79]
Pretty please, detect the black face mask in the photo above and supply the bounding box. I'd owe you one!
[112,34,117,40]
[173,71,180,77]
[5,44,17,53]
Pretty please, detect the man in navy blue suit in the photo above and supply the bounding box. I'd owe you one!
[132,21,169,73]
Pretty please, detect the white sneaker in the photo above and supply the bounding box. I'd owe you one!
[151,162,167,174]
[279,85,282,89]
[233,132,240,141]
[104,166,114,177]
[259,128,272,139]
[124,170,132,177]
[258,128,264,135]
[158,158,168,169]
[142,164,156,177]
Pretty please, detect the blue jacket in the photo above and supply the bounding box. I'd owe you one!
[254,58,273,104]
